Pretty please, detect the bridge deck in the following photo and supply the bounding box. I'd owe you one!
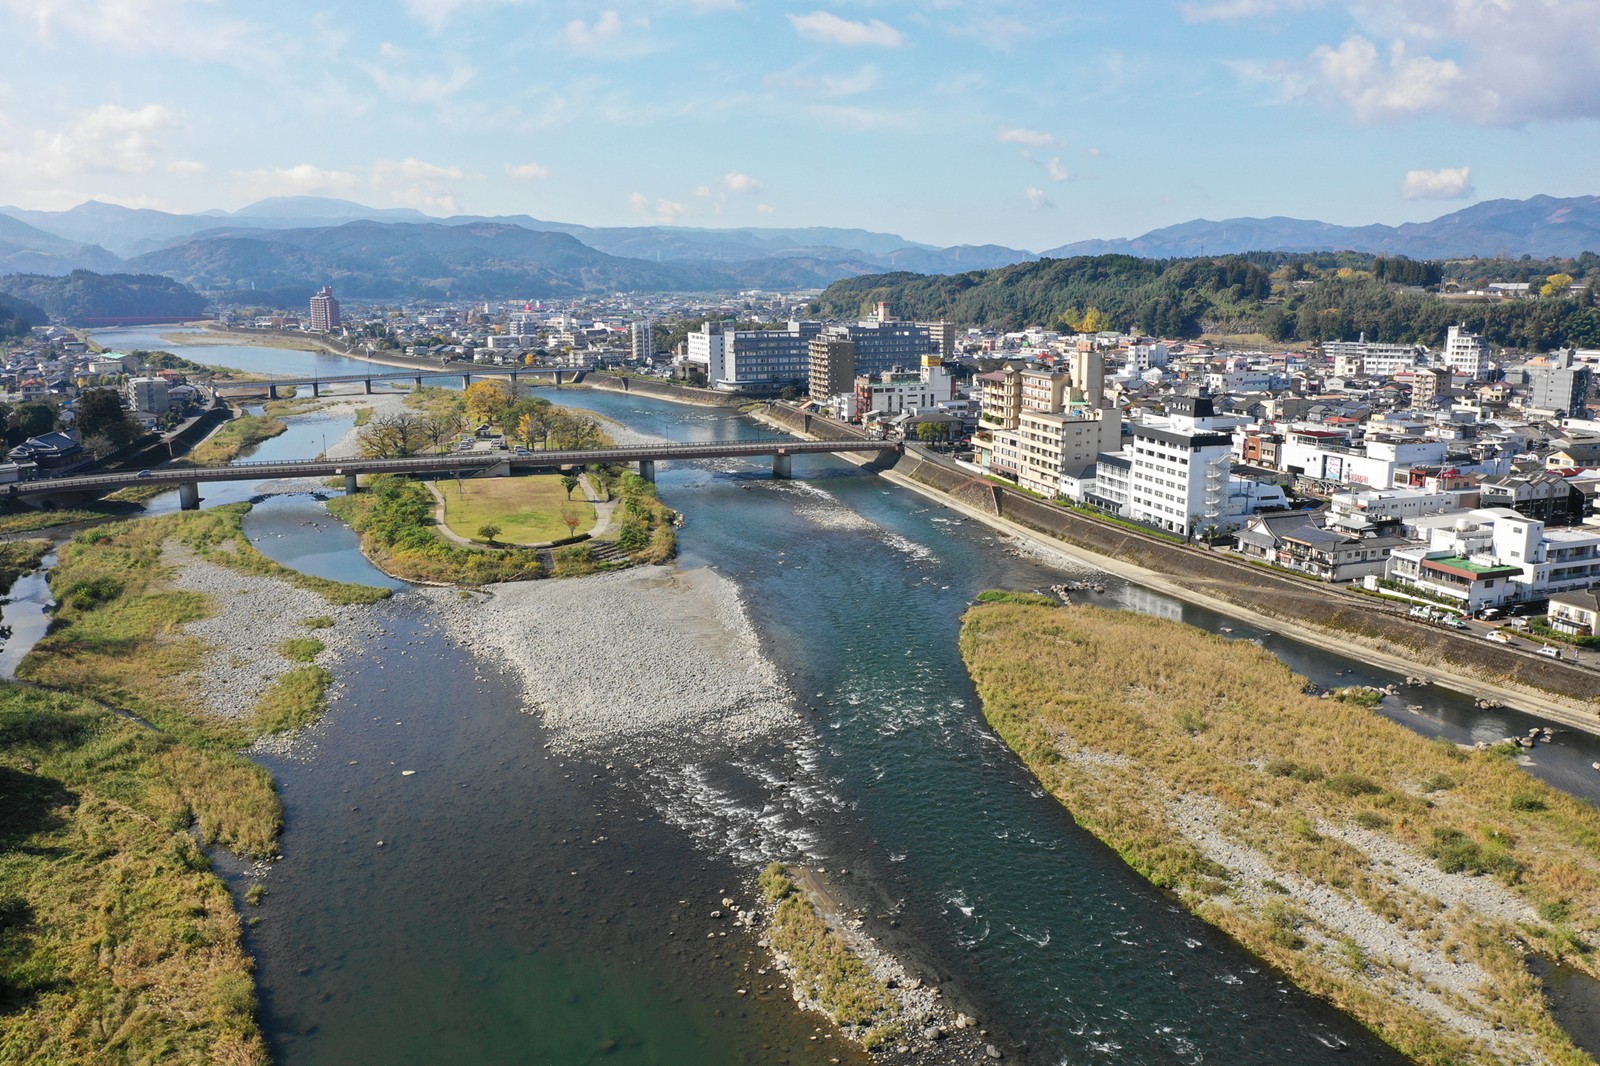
[211,363,568,388]
[8,438,896,496]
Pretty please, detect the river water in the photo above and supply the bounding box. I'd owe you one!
[61,328,1600,1064]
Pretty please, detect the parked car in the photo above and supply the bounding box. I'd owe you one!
[1441,616,1468,630]
[1484,631,1511,644]
[136,469,152,478]
[1537,645,1562,658]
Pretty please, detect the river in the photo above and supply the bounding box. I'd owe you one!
[58,328,1600,1063]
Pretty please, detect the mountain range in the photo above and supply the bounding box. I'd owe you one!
[0,194,1597,300]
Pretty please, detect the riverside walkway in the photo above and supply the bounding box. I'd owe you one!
[8,438,900,509]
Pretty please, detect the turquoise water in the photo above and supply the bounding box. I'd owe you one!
[77,330,1600,1060]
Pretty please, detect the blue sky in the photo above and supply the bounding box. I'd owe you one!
[0,0,1596,250]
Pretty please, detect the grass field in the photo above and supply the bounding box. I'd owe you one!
[962,599,1600,1066]
[439,475,594,544]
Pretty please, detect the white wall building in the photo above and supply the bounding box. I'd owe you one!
[1127,394,1240,535]
[1442,325,1493,381]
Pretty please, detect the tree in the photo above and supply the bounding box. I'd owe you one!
[356,412,428,458]
[560,507,581,537]
[13,404,56,442]
[515,411,543,449]
[916,421,952,444]
[561,473,580,500]
[464,379,514,426]
[477,523,502,546]
[420,410,466,453]
[1542,273,1575,298]
[75,388,139,450]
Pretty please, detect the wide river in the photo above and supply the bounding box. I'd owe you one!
[81,327,1600,1063]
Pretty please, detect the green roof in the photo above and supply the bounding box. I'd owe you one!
[1425,556,1522,578]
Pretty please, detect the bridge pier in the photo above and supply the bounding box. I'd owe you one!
[178,481,201,511]
[415,376,423,389]
[311,381,321,398]
[268,384,279,400]
[363,379,372,395]
[344,473,359,496]
[554,370,564,386]
[462,373,472,389]
[772,452,792,479]
[638,459,655,484]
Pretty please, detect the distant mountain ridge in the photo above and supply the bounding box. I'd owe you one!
[1,194,1598,296]
[1044,195,1600,260]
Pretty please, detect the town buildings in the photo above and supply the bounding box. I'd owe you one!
[309,287,341,333]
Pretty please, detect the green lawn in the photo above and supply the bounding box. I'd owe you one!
[440,475,595,545]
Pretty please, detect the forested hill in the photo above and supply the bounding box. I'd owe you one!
[0,271,205,326]
[0,291,47,338]
[812,252,1600,352]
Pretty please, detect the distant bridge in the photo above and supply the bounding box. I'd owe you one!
[212,362,580,398]
[9,438,900,509]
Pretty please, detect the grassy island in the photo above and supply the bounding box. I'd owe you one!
[188,413,287,465]
[961,598,1600,1066]
[0,506,387,1064]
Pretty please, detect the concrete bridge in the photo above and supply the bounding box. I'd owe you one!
[8,438,899,509]
[212,362,581,399]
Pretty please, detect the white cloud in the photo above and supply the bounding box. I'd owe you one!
[756,203,776,215]
[365,61,478,105]
[1045,156,1071,182]
[788,11,904,48]
[372,157,467,214]
[505,162,550,180]
[166,159,207,176]
[233,164,359,201]
[1025,186,1052,211]
[1311,36,1461,121]
[1225,1,1600,126]
[694,184,713,198]
[564,10,649,52]
[629,193,687,225]
[15,103,175,180]
[1402,165,1474,200]
[720,171,762,194]
[1180,0,1326,22]
[997,126,1058,148]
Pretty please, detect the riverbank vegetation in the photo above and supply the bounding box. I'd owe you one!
[758,864,902,1052]
[961,598,1600,1066]
[328,475,545,584]
[0,539,47,587]
[189,412,287,465]
[0,506,386,1063]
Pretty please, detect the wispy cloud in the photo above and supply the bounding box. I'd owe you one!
[1024,186,1052,211]
[1402,166,1473,200]
[1045,157,1071,182]
[997,126,1059,148]
[233,163,360,202]
[7,103,176,180]
[505,161,550,180]
[721,171,762,194]
[788,11,904,48]
[628,193,688,224]
[372,157,468,213]
[564,10,652,55]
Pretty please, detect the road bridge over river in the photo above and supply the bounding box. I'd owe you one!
[8,438,899,509]
[212,362,578,399]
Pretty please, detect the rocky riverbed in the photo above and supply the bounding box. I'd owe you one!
[422,565,799,758]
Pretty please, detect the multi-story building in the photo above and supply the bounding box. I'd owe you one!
[124,376,169,414]
[630,320,655,363]
[1442,324,1492,381]
[1011,405,1122,497]
[309,287,341,333]
[1409,366,1451,408]
[1127,393,1239,535]
[1526,348,1592,416]
[1386,507,1600,610]
[809,334,857,405]
[853,359,955,418]
[685,320,822,392]
[806,321,931,402]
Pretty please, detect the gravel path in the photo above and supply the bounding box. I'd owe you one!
[422,565,800,757]
[168,545,385,722]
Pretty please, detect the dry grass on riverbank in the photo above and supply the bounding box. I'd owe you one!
[440,475,593,545]
[328,476,545,584]
[189,413,286,465]
[962,600,1600,1066]
[19,506,386,854]
[0,684,267,1066]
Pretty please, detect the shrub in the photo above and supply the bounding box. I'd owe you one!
[1510,792,1548,813]
[975,589,1059,607]
[1352,810,1390,830]
[1325,773,1382,797]
[1538,901,1572,924]
[1420,773,1457,793]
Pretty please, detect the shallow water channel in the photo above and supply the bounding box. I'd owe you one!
[45,332,1600,1062]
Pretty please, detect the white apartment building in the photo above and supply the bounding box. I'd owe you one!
[855,360,955,417]
[1011,405,1122,498]
[1127,394,1240,535]
[1386,508,1600,610]
[1442,325,1493,381]
[1278,430,1450,488]
[124,376,169,414]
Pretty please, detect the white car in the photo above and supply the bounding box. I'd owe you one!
[1484,631,1511,644]
[1537,645,1562,658]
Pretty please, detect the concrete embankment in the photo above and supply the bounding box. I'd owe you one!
[582,373,747,408]
[752,403,1600,729]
